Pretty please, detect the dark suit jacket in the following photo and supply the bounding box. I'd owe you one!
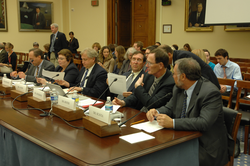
[73,63,108,100]
[123,70,145,93]
[33,12,45,29]
[158,77,229,166]
[189,11,205,27]
[25,60,55,82]
[0,49,7,63]
[8,52,17,71]
[48,31,68,59]
[173,50,220,89]
[68,38,79,53]
[54,62,79,88]
[124,69,175,110]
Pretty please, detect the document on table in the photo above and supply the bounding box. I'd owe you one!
[108,73,126,95]
[120,132,155,144]
[42,69,65,80]
[78,98,103,107]
[131,120,164,133]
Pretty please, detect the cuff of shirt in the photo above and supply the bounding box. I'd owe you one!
[173,119,175,129]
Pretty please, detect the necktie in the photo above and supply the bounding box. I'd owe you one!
[80,69,89,87]
[222,66,227,79]
[50,34,55,52]
[181,91,187,118]
[36,66,39,76]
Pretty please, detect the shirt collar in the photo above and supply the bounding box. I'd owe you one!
[38,60,44,68]
[221,60,231,68]
[185,81,198,98]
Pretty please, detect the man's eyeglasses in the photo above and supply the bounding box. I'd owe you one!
[132,58,143,63]
[146,61,158,66]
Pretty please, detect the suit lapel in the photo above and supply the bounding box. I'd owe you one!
[151,70,170,95]
[176,89,185,118]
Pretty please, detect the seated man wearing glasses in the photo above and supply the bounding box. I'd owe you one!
[113,48,175,112]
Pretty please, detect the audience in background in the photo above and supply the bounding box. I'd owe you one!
[172,44,178,50]
[214,48,242,96]
[155,42,161,46]
[183,43,192,52]
[92,42,101,53]
[68,31,79,54]
[133,41,144,51]
[108,44,116,60]
[203,49,215,70]
[0,43,7,63]
[37,49,79,88]
[33,42,39,48]
[98,46,115,73]
[119,47,136,75]
[113,45,125,74]
[43,43,50,60]
[192,49,207,63]
[0,43,17,74]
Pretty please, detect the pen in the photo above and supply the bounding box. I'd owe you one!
[130,119,145,125]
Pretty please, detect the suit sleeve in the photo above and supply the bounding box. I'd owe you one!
[64,67,79,85]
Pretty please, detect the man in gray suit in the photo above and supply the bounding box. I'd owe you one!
[10,48,55,82]
[147,58,229,166]
[0,43,7,63]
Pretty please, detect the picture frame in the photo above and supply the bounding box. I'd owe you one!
[185,0,213,32]
[163,24,172,33]
[224,24,250,32]
[17,0,53,32]
[0,0,8,32]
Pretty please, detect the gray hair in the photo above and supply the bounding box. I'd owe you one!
[81,48,98,63]
[175,58,201,81]
[29,48,44,59]
[0,43,4,49]
[50,23,58,28]
[124,47,136,60]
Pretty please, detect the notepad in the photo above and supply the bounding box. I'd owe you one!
[119,132,155,144]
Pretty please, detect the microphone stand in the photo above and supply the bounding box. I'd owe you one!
[118,92,172,127]
[41,74,60,91]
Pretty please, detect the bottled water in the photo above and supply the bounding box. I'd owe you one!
[105,96,113,112]
[3,74,6,78]
[20,78,25,85]
[72,90,79,105]
[50,88,58,106]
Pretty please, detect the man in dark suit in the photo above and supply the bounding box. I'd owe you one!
[113,48,175,112]
[32,7,45,29]
[147,58,229,166]
[48,23,68,67]
[189,3,205,27]
[58,48,108,100]
[0,43,7,63]
[160,45,220,89]
[10,48,55,82]
[116,51,146,99]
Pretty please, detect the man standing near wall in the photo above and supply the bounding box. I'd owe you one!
[48,23,68,67]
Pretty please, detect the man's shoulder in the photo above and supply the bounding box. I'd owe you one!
[42,60,55,69]
[93,63,107,74]
[228,60,240,68]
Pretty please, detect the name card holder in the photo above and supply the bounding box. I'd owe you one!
[10,90,32,102]
[52,95,83,121]
[82,106,121,137]
[0,78,15,94]
[27,89,51,109]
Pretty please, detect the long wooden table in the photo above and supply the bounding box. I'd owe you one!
[0,94,202,166]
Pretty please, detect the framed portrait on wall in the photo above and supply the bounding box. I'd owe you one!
[0,0,7,32]
[18,1,53,32]
[224,24,250,32]
[185,0,213,32]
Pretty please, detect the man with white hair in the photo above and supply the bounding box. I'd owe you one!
[48,23,68,67]
[118,47,137,75]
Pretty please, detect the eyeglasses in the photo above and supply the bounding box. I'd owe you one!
[57,57,66,60]
[131,58,143,63]
[146,61,158,66]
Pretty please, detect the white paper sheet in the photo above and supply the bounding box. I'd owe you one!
[78,98,103,107]
[108,73,127,95]
[119,132,155,144]
[131,121,164,133]
[42,69,65,80]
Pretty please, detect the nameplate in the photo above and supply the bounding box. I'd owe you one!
[2,77,12,87]
[15,83,28,93]
[58,95,76,110]
[33,88,46,101]
[89,106,111,125]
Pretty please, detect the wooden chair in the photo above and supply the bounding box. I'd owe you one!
[223,107,242,166]
[73,59,83,71]
[234,80,250,154]
[240,59,250,63]
[230,58,241,63]
[218,78,236,108]
[247,67,250,73]
[237,62,250,67]
[210,59,217,65]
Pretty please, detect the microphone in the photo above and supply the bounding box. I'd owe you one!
[84,78,118,112]
[41,74,60,91]
[118,92,172,127]
[63,76,89,97]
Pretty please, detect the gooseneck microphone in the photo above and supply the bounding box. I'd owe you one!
[41,74,60,91]
[118,92,172,127]
[84,78,118,112]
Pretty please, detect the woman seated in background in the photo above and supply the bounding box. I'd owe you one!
[43,43,50,61]
[203,49,215,70]
[192,49,207,63]
[98,46,115,73]
[92,42,101,53]
[183,43,192,52]
[0,42,17,74]
[112,45,125,74]
[68,31,79,54]
[118,47,136,75]
[37,49,79,88]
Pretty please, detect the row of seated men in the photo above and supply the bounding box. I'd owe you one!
[5,43,237,166]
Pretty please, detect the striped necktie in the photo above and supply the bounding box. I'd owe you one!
[36,66,39,76]
[80,69,89,87]
[181,91,187,118]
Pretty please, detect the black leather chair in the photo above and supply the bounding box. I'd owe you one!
[223,107,242,166]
